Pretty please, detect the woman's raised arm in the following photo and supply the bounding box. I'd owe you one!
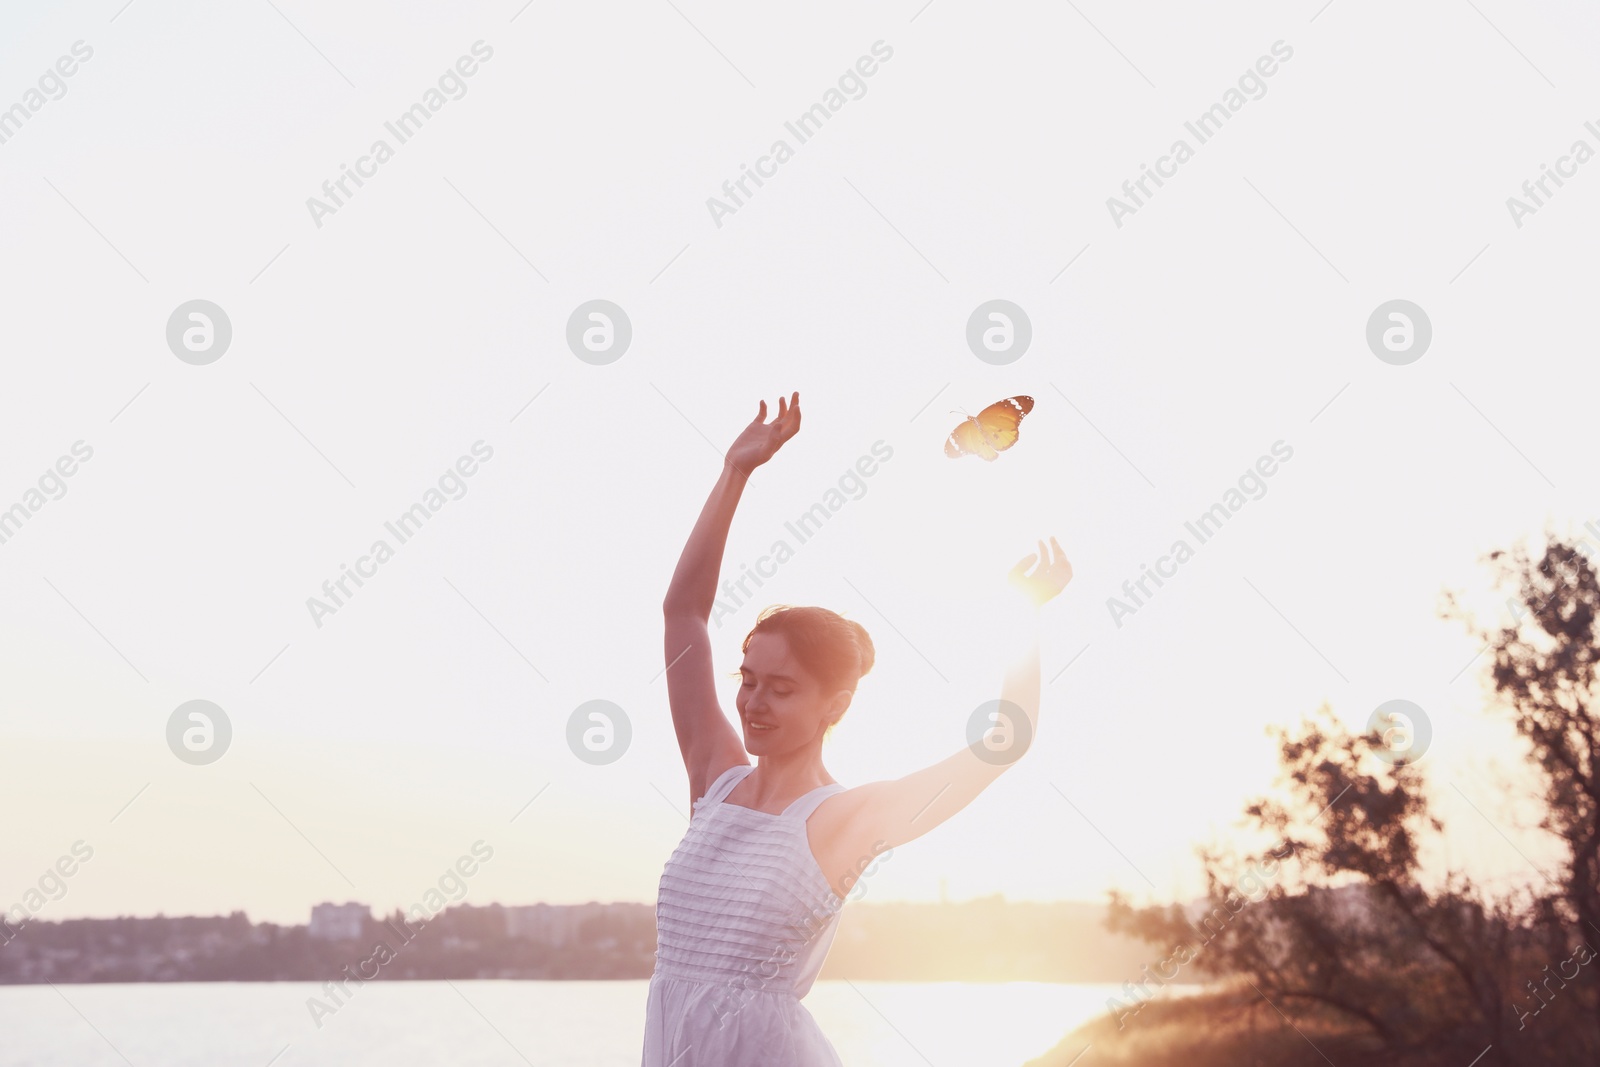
[820,538,1073,857]
[662,394,802,803]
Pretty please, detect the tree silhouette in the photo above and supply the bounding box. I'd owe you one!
[1102,531,1600,1066]
[1443,531,1600,1052]
[1110,706,1524,1062]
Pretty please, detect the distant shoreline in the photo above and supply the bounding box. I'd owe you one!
[0,898,1201,986]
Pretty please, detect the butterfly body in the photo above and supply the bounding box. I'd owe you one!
[944,395,1034,461]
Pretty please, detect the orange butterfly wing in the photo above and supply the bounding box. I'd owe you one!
[945,395,1033,461]
[944,419,997,460]
[974,394,1032,451]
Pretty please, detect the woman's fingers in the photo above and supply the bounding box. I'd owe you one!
[759,392,799,430]
[1006,536,1072,604]
[767,391,799,442]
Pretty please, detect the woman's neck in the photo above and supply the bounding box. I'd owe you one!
[741,749,833,805]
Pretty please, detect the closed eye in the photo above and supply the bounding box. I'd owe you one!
[741,681,793,697]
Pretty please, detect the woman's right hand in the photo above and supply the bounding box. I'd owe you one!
[726,392,801,477]
[1008,536,1073,608]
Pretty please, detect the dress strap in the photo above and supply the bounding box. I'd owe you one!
[693,763,753,815]
[782,782,846,821]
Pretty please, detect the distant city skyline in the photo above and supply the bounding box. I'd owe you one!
[0,896,1178,986]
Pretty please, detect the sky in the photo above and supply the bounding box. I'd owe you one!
[2,0,1599,927]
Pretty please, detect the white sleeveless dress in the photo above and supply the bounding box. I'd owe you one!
[642,763,848,1066]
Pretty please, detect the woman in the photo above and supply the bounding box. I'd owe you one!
[642,392,1072,1065]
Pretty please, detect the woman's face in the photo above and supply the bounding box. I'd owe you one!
[736,632,837,754]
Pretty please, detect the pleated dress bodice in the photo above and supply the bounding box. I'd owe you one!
[641,763,848,1066]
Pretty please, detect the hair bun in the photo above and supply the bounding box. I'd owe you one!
[741,605,875,696]
[847,619,875,678]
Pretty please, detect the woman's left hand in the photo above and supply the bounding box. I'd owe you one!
[1008,536,1073,608]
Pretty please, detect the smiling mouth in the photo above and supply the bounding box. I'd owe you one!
[747,722,777,732]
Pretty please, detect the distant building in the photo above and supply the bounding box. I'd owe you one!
[309,902,369,941]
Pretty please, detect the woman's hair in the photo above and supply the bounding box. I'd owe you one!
[739,605,875,731]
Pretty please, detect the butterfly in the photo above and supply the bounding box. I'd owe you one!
[944,395,1034,461]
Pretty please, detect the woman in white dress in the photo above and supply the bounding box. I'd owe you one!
[643,392,1073,1065]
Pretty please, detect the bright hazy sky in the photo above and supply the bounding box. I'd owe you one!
[3,0,1598,926]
